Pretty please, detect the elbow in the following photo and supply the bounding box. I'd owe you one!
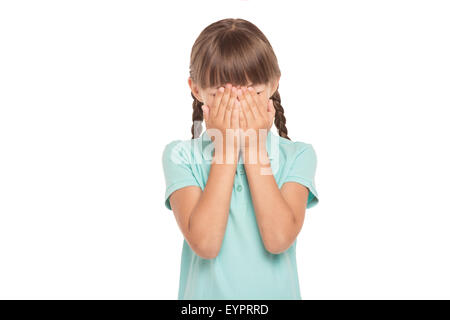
[198,251,219,260]
[263,237,291,255]
[263,210,302,255]
[192,241,221,260]
[195,247,220,260]
[265,244,287,255]
[186,217,221,260]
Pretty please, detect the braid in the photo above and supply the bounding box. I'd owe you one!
[271,89,290,140]
[191,92,204,139]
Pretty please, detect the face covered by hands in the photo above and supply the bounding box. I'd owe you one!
[201,83,275,152]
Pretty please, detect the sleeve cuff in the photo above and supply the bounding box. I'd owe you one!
[283,176,319,209]
[164,179,201,210]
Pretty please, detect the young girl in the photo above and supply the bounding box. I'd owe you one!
[162,18,319,300]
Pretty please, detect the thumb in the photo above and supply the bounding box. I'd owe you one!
[201,104,209,122]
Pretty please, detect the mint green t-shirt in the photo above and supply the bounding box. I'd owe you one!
[162,129,319,300]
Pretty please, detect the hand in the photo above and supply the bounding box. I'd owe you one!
[201,83,240,163]
[237,86,275,151]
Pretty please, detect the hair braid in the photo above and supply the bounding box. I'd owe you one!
[270,89,290,140]
[191,92,204,139]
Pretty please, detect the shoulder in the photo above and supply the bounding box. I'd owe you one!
[275,134,316,161]
[162,137,203,166]
[162,138,189,155]
[162,139,190,164]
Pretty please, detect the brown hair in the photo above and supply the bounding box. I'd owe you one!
[189,18,290,140]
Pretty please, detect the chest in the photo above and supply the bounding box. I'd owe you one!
[192,158,288,198]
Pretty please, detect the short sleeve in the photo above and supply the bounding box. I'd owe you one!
[283,143,319,209]
[162,140,201,211]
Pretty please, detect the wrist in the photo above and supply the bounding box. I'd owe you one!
[212,146,239,165]
[242,146,270,165]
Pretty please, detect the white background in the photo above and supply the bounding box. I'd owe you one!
[1,0,449,299]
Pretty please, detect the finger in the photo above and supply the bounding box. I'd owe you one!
[201,104,209,122]
[238,100,246,129]
[237,88,254,122]
[225,86,238,119]
[247,87,265,119]
[211,86,225,118]
[218,83,232,121]
[243,87,260,120]
[225,87,237,124]
[224,97,235,128]
[238,101,247,149]
[231,98,239,129]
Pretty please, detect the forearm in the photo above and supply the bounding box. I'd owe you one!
[244,148,297,254]
[188,152,237,256]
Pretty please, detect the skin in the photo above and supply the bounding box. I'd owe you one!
[167,76,309,259]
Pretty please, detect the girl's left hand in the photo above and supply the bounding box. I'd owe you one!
[237,86,275,149]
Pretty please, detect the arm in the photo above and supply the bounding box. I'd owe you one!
[236,86,309,254]
[243,145,309,254]
[169,159,237,259]
[169,83,240,259]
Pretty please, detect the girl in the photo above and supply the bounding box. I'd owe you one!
[162,18,319,300]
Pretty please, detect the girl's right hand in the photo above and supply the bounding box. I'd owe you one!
[201,83,240,164]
